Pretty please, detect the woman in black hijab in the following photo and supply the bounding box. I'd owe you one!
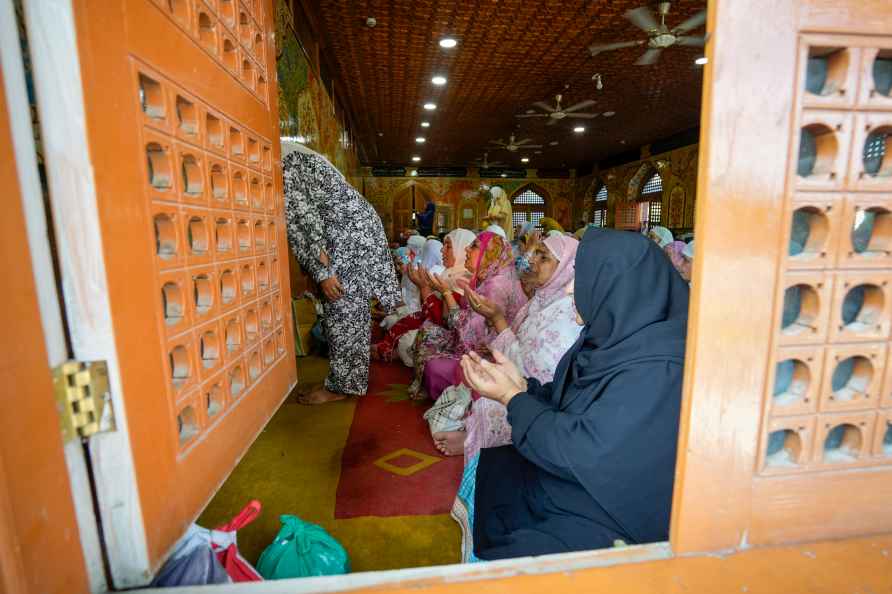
[460,227,689,559]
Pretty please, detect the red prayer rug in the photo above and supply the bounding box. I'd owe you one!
[334,362,464,518]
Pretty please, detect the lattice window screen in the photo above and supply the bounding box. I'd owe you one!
[641,172,662,198]
[513,188,546,230]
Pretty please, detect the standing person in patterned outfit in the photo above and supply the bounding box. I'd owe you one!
[283,149,402,404]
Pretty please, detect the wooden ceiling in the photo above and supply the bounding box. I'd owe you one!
[303,0,706,170]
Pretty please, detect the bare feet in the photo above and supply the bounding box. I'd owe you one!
[433,431,466,456]
[297,387,349,405]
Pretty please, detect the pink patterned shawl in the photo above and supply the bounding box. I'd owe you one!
[453,232,527,356]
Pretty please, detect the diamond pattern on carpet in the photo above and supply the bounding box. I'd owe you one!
[335,362,463,519]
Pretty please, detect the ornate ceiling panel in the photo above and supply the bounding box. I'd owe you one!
[310,0,706,169]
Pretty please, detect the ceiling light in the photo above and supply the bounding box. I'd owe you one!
[431,75,447,85]
[412,156,421,162]
[695,56,708,65]
[410,169,418,176]
[521,157,530,163]
[421,121,430,128]
[439,38,457,48]
[602,111,615,117]
[573,126,586,133]
[423,103,437,110]
[534,150,542,154]
[501,173,507,178]
[549,141,559,146]
[415,136,426,143]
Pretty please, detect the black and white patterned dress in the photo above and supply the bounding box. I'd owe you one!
[283,151,401,395]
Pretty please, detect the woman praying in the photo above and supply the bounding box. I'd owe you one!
[372,230,475,365]
[459,228,689,560]
[430,234,581,458]
[408,231,526,400]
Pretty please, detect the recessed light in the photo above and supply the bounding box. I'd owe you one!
[415,137,426,143]
[423,103,437,110]
[534,150,542,154]
[602,111,615,117]
[620,140,627,144]
[521,157,530,163]
[439,37,457,48]
[410,169,418,176]
[412,156,421,162]
[525,109,535,114]
[420,121,430,128]
[573,126,586,133]
[695,56,708,65]
[501,173,507,178]
[549,141,559,146]
[431,75,447,85]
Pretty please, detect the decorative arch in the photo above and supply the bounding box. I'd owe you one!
[391,182,435,239]
[626,162,656,201]
[510,183,550,231]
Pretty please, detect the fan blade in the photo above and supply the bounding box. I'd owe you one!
[563,99,597,113]
[520,144,543,149]
[566,113,598,119]
[672,10,707,34]
[489,139,505,145]
[515,113,549,118]
[675,35,706,47]
[514,138,534,146]
[625,7,659,33]
[532,101,556,113]
[589,40,642,55]
[636,48,662,65]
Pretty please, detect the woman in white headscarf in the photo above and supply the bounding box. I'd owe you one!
[648,226,673,249]
[372,229,476,365]
[400,235,428,313]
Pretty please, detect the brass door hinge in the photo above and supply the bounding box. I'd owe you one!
[53,360,116,443]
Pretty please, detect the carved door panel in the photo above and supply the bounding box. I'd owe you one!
[65,0,295,584]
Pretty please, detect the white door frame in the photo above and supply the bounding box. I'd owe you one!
[0,0,105,590]
[18,0,151,588]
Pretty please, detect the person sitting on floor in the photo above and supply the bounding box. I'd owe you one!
[371,229,475,366]
[426,234,581,457]
[648,225,674,249]
[455,228,689,561]
[407,231,527,400]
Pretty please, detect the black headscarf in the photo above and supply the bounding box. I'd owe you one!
[550,227,689,406]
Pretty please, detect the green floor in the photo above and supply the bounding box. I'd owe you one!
[198,356,461,573]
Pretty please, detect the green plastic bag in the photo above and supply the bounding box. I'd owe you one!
[257,515,349,579]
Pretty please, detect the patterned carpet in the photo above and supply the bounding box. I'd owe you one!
[198,356,461,572]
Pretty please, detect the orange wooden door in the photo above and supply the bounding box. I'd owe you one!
[672,0,892,553]
[50,0,296,585]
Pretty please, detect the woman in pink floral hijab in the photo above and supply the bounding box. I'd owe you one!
[409,231,527,400]
[430,234,582,457]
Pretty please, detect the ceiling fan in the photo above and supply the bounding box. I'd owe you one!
[589,2,707,66]
[515,94,598,126]
[473,152,505,168]
[489,134,544,152]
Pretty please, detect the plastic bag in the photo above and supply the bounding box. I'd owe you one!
[257,515,349,579]
[150,525,231,587]
[212,500,263,582]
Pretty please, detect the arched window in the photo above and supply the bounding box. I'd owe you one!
[639,171,663,227]
[592,184,608,227]
[512,187,547,230]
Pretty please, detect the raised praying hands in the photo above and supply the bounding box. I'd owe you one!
[422,269,451,294]
[465,288,502,320]
[460,349,527,406]
[404,264,429,289]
